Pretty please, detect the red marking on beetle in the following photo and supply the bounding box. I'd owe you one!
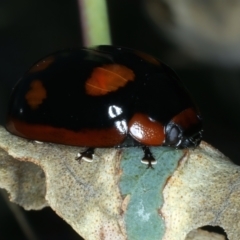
[6,118,127,147]
[25,80,47,109]
[85,64,135,96]
[128,113,165,145]
[171,108,200,129]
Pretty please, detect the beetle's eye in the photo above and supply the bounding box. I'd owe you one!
[165,125,181,146]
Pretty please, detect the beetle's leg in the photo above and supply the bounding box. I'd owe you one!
[141,146,157,169]
[76,148,95,163]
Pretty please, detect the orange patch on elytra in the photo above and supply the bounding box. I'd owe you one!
[29,56,55,73]
[6,118,127,147]
[25,80,47,109]
[171,108,200,129]
[129,113,165,146]
[85,64,135,96]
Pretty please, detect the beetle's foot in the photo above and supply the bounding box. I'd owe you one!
[76,148,95,163]
[141,146,156,169]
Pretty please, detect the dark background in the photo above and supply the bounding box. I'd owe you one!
[0,0,239,239]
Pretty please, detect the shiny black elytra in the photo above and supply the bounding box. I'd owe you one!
[6,45,203,167]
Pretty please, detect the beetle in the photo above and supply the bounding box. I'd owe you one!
[6,45,203,168]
